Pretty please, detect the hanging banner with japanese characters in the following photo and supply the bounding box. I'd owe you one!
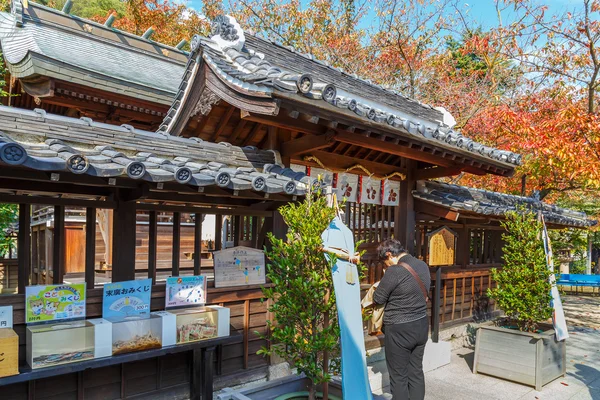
[214,247,266,288]
[382,179,401,206]
[290,163,306,175]
[360,176,380,204]
[165,275,207,308]
[102,278,152,319]
[336,173,358,203]
[25,284,87,324]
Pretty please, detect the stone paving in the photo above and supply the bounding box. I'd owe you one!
[376,295,600,400]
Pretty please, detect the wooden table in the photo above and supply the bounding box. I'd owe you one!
[0,332,241,400]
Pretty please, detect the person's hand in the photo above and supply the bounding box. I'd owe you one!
[349,253,360,264]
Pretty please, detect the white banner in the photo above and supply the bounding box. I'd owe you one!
[309,167,335,187]
[542,216,569,341]
[360,176,380,204]
[336,173,358,203]
[382,179,400,206]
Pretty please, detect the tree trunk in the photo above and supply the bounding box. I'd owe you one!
[308,381,316,400]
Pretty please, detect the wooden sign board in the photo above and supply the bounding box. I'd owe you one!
[214,246,266,288]
[427,226,457,266]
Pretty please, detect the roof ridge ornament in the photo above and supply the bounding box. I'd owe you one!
[11,0,24,27]
[209,15,245,52]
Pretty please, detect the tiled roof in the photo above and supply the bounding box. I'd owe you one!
[159,16,521,169]
[413,180,595,228]
[0,1,186,105]
[0,106,310,195]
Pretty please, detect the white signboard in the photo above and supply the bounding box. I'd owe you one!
[336,173,358,203]
[0,306,13,329]
[214,246,266,288]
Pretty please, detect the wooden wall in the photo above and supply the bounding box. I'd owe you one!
[0,258,18,293]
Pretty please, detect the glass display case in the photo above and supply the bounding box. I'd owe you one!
[26,320,95,369]
[169,308,219,344]
[107,314,162,355]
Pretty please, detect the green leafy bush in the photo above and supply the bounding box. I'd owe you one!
[488,210,553,332]
[258,194,340,400]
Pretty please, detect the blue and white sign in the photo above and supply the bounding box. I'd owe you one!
[0,306,12,328]
[165,276,207,308]
[102,278,152,319]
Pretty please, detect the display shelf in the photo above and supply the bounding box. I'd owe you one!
[0,331,240,386]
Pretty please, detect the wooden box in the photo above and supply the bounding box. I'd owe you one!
[0,328,19,377]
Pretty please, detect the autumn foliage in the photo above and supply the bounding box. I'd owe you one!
[43,0,600,212]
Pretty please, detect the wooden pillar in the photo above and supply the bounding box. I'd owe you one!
[272,210,287,241]
[111,199,136,282]
[457,223,469,269]
[396,159,416,254]
[233,215,241,247]
[148,211,157,284]
[251,216,258,248]
[17,203,31,294]
[85,207,96,288]
[215,215,223,250]
[52,205,65,284]
[172,212,181,276]
[194,213,202,275]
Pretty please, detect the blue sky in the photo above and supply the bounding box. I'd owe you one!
[187,0,580,30]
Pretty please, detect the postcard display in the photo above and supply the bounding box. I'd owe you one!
[0,305,18,377]
[155,276,230,346]
[25,284,112,369]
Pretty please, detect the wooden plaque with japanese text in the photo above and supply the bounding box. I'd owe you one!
[427,226,457,266]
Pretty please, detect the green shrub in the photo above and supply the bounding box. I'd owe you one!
[488,210,553,332]
[258,194,340,400]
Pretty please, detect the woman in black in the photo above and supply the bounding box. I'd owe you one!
[373,239,431,400]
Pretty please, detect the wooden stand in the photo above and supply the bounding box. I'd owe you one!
[0,329,18,378]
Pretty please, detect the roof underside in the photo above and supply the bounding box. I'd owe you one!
[413,180,595,228]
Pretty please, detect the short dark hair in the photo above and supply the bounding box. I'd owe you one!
[377,239,406,260]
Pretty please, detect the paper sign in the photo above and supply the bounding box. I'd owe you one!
[336,173,358,203]
[214,246,266,288]
[360,176,380,204]
[382,179,400,206]
[102,278,152,319]
[309,167,335,187]
[165,276,207,308]
[0,306,12,328]
[25,284,86,324]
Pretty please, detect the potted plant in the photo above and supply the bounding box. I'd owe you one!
[473,210,566,391]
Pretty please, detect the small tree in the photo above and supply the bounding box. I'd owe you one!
[258,193,340,400]
[488,210,553,332]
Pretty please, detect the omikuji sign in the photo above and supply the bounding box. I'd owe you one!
[427,226,457,267]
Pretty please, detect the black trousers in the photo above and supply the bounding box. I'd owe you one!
[384,316,429,400]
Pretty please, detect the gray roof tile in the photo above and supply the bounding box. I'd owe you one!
[413,180,595,228]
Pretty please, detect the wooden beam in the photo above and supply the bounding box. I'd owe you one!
[414,200,460,222]
[281,131,336,157]
[215,215,223,250]
[241,112,326,136]
[53,205,65,284]
[18,203,31,294]
[213,106,235,141]
[415,166,463,181]
[266,126,278,150]
[396,160,417,253]
[111,199,136,282]
[225,120,248,144]
[233,215,241,247]
[85,207,96,288]
[194,213,202,275]
[242,123,263,147]
[172,212,181,276]
[334,131,456,167]
[295,150,407,178]
[148,211,157,284]
[136,203,274,217]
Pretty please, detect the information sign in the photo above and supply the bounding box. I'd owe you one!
[427,226,457,266]
[0,306,12,328]
[214,246,266,288]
